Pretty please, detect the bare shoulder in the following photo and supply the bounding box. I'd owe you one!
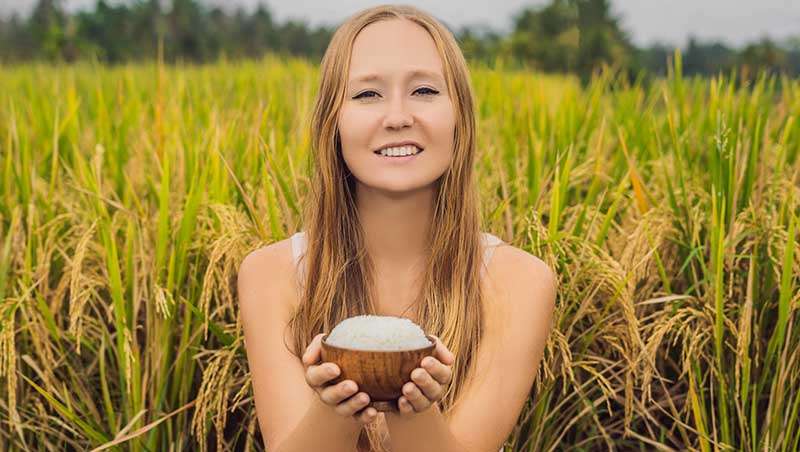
[238,238,293,284]
[499,245,556,292]
[485,243,557,322]
[237,237,296,312]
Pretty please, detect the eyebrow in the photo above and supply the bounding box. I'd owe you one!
[349,69,445,85]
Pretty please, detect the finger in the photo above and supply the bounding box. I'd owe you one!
[398,396,416,415]
[321,379,358,405]
[302,333,325,366]
[411,368,442,401]
[306,362,340,388]
[430,335,455,365]
[402,381,431,412]
[421,357,452,385]
[354,405,378,424]
[336,391,371,417]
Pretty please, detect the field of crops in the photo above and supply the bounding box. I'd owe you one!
[1,53,798,451]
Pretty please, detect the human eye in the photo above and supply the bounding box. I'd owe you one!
[353,90,379,99]
[414,87,440,96]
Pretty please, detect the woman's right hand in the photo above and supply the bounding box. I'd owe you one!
[302,333,377,425]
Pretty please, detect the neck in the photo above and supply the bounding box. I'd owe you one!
[355,182,437,273]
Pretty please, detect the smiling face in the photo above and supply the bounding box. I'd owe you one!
[338,18,456,194]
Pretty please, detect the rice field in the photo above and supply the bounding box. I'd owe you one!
[0,52,798,451]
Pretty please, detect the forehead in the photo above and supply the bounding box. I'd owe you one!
[348,18,444,82]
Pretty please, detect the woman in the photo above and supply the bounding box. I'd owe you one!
[237,5,557,452]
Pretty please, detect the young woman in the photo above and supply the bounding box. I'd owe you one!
[237,5,557,452]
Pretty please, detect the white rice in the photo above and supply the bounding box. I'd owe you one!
[326,315,432,351]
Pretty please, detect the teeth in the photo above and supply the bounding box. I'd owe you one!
[378,145,421,157]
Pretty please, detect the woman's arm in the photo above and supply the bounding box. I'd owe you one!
[238,245,364,452]
[273,397,364,452]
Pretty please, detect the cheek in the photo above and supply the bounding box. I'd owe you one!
[338,107,373,150]
[337,108,355,146]
[425,103,456,146]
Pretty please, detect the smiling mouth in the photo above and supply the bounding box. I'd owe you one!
[373,147,424,157]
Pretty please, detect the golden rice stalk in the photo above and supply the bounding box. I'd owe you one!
[153,284,173,319]
[68,220,98,354]
[197,204,255,341]
[191,347,237,452]
[0,312,19,434]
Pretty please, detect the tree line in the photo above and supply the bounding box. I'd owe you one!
[2,0,799,80]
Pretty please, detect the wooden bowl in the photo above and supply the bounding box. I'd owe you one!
[320,333,436,412]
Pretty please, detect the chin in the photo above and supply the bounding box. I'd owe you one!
[361,179,433,194]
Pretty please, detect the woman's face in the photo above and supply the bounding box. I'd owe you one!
[338,18,456,194]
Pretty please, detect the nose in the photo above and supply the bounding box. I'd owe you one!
[381,94,413,130]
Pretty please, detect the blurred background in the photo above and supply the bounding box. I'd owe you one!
[2,0,799,79]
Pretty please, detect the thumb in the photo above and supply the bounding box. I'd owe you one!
[302,333,324,365]
[430,335,455,365]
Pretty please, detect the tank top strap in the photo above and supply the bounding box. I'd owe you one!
[481,232,503,277]
[290,231,307,289]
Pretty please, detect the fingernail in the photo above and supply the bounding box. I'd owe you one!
[422,358,432,367]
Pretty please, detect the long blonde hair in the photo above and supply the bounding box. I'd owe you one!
[285,4,486,450]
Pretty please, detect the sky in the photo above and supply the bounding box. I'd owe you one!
[2,0,799,48]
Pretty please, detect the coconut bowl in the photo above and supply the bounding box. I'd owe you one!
[320,333,436,412]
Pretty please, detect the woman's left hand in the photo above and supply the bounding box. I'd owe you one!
[397,335,455,416]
